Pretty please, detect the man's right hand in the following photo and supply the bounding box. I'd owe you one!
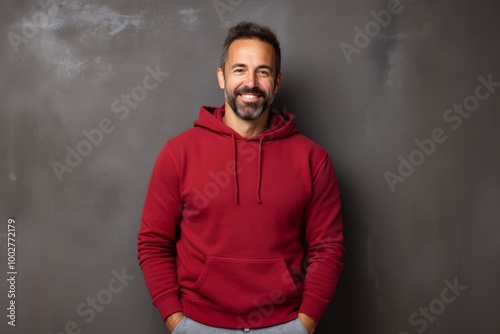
[165,312,184,333]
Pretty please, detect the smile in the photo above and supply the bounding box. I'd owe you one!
[239,94,261,100]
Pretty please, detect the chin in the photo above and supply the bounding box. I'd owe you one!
[236,107,265,121]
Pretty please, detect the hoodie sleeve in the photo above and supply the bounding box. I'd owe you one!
[137,143,183,320]
[299,151,345,323]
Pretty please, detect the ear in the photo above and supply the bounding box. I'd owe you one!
[273,72,283,94]
[217,67,225,89]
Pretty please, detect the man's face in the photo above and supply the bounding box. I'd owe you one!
[217,38,282,121]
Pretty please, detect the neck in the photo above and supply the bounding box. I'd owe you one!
[223,103,269,138]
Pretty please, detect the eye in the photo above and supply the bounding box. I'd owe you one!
[257,69,271,77]
[233,68,245,74]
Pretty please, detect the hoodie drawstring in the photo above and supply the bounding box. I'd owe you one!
[256,137,263,204]
[231,134,264,205]
[231,134,239,204]
[198,106,297,205]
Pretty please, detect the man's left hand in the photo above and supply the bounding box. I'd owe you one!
[298,312,316,334]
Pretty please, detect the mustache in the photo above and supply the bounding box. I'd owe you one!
[234,86,267,98]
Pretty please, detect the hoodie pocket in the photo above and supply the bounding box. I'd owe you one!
[193,256,297,312]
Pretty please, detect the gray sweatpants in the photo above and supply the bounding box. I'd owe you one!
[172,316,308,334]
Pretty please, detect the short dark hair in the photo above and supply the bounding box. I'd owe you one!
[220,22,281,76]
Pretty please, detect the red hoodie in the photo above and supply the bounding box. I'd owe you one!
[137,105,344,329]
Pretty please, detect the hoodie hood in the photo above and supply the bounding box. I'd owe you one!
[194,105,298,141]
[193,105,299,204]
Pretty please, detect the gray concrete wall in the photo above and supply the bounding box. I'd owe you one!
[1,0,499,333]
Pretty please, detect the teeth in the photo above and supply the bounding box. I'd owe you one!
[242,94,258,98]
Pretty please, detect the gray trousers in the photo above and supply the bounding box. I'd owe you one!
[172,316,308,334]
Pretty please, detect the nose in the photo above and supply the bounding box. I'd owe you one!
[243,72,258,88]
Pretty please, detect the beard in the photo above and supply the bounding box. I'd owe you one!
[224,85,275,121]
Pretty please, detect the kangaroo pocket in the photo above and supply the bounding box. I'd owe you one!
[193,256,297,313]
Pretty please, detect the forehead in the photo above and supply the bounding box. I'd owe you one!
[226,38,275,67]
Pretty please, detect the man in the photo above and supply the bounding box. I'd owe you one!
[137,22,344,334]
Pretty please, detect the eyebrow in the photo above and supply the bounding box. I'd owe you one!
[231,63,274,72]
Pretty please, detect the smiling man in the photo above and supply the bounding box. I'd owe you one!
[137,22,344,334]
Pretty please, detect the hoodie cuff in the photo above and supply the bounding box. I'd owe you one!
[298,293,329,324]
[153,293,183,321]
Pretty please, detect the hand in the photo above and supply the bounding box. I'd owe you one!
[298,312,316,334]
[165,312,184,333]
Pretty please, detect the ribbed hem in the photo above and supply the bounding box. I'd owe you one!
[182,297,300,329]
[153,293,183,321]
[298,293,328,324]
